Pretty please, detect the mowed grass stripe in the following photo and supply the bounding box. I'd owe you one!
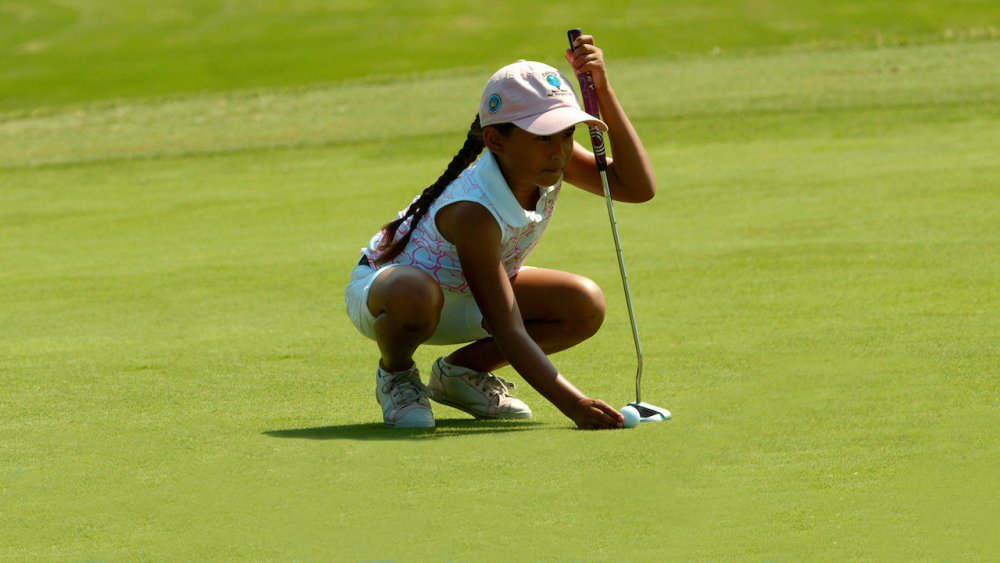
[3,0,997,111]
[2,41,997,170]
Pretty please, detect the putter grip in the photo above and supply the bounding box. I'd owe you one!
[567,28,608,171]
[567,29,601,119]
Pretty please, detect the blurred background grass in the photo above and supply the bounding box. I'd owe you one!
[2,0,999,111]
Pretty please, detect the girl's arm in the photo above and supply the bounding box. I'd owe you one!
[563,34,656,203]
[436,201,624,429]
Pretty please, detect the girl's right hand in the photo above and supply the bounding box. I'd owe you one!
[566,33,609,91]
[571,397,625,430]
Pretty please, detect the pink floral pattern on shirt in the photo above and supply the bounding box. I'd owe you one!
[365,157,559,294]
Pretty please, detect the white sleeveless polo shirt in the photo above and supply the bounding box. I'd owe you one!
[363,150,560,294]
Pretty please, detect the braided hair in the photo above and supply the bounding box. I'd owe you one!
[373,115,513,265]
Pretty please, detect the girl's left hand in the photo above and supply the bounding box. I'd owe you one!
[565,33,609,90]
[570,397,625,430]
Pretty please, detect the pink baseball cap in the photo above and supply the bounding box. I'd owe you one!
[479,60,607,135]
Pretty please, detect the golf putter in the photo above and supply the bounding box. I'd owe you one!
[567,28,671,422]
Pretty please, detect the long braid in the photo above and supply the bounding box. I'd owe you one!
[373,115,486,265]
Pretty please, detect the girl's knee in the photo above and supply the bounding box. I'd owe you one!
[569,277,606,338]
[369,267,444,326]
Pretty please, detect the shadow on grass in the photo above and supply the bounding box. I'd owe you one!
[264,418,546,441]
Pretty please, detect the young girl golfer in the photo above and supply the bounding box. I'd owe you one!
[346,34,656,430]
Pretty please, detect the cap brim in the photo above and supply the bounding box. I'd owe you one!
[512,106,608,135]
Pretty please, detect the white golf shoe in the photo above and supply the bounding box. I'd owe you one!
[427,357,532,420]
[375,364,435,429]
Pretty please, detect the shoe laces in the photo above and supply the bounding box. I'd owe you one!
[383,372,426,404]
[468,371,516,398]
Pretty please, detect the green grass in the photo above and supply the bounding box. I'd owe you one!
[2,2,999,560]
[2,0,999,111]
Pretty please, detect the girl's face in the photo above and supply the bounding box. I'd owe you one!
[487,125,577,191]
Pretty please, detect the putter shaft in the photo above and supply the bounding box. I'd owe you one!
[597,169,644,403]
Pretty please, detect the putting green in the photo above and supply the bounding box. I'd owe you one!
[2,2,998,560]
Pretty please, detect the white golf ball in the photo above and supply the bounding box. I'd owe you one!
[620,405,640,428]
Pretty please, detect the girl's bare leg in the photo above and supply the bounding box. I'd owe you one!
[367,266,444,372]
[445,268,606,372]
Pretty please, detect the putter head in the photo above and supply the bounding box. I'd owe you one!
[629,401,672,422]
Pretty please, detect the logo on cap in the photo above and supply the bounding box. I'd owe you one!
[487,93,502,114]
[545,73,562,88]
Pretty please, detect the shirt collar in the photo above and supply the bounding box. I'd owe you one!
[475,150,558,227]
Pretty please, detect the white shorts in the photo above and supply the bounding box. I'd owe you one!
[345,262,490,346]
